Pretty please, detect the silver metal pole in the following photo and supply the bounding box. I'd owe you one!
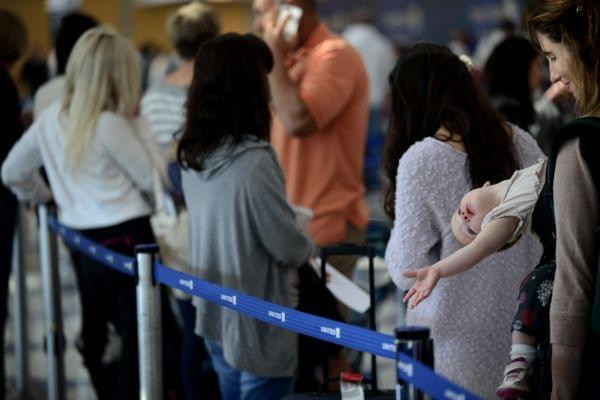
[135,245,162,400]
[11,206,29,398]
[38,204,66,400]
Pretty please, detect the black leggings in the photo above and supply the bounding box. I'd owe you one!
[511,261,556,339]
[71,216,181,399]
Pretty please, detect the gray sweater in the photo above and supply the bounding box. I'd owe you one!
[182,136,314,377]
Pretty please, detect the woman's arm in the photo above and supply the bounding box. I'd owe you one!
[245,149,314,269]
[384,147,443,290]
[1,122,51,203]
[550,138,599,399]
[403,217,518,307]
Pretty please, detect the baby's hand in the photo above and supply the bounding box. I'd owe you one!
[402,267,441,308]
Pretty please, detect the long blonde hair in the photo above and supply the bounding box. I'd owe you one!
[62,27,140,171]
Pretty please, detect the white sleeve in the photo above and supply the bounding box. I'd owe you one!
[97,113,166,194]
[1,121,52,203]
[385,149,442,290]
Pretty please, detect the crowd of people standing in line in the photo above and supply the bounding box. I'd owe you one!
[0,0,599,399]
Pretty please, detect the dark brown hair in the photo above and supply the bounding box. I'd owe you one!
[484,36,539,130]
[55,12,98,75]
[383,43,519,219]
[528,0,600,116]
[0,10,27,65]
[177,33,273,171]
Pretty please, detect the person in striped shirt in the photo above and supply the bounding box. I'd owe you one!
[140,3,221,400]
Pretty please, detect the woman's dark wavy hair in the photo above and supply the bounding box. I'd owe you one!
[177,33,274,171]
[484,36,538,129]
[383,43,519,219]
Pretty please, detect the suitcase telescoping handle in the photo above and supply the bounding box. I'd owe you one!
[319,244,378,392]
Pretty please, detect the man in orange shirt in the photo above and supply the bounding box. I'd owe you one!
[254,0,370,279]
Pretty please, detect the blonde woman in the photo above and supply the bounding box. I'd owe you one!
[1,27,180,400]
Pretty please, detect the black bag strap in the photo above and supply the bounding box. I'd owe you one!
[547,117,600,189]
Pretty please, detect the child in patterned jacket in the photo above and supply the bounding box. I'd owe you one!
[402,157,551,399]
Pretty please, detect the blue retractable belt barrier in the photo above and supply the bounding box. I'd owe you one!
[48,216,481,400]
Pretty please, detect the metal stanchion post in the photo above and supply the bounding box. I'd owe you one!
[135,244,162,400]
[38,204,66,400]
[395,326,434,400]
[12,206,29,398]
[367,246,378,392]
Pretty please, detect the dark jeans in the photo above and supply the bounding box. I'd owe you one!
[0,192,17,395]
[177,299,220,400]
[73,216,181,399]
[205,340,294,400]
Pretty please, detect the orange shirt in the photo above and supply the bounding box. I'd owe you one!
[271,23,370,246]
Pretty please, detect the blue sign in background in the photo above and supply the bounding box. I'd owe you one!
[318,0,523,45]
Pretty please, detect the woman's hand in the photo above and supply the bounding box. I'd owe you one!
[402,266,442,308]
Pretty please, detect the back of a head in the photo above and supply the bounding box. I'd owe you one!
[529,0,600,116]
[55,12,98,75]
[485,36,538,97]
[383,42,519,219]
[0,10,27,66]
[63,27,140,171]
[178,33,274,171]
[484,36,537,121]
[167,2,221,60]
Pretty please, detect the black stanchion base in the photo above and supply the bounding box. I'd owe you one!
[283,391,395,399]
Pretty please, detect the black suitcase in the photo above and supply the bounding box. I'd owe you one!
[291,244,380,397]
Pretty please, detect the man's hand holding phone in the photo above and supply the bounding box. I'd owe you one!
[263,2,303,59]
[278,3,302,43]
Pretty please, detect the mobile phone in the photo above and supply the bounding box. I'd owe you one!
[277,3,303,42]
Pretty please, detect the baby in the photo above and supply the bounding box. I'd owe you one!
[402,157,550,398]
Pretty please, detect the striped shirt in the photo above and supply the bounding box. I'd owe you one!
[141,81,187,153]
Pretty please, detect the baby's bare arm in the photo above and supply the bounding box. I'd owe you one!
[434,217,518,278]
[402,217,519,307]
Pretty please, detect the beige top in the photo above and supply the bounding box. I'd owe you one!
[551,138,599,347]
[481,157,547,243]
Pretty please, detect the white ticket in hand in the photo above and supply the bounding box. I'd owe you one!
[310,259,370,313]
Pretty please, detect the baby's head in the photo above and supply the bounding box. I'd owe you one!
[451,181,498,245]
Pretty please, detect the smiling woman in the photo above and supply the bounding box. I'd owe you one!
[537,36,578,95]
[529,1,600,117]
[527,1,600,398]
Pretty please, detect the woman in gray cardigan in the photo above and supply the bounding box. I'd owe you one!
[177,33,314,400]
